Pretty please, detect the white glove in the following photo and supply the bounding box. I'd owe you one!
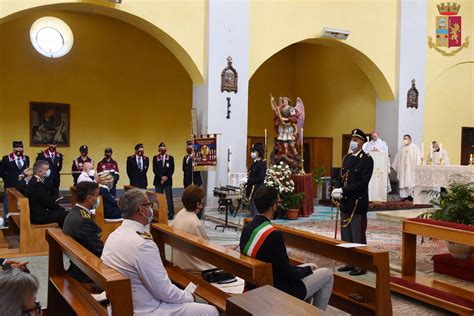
[331,188,343,200]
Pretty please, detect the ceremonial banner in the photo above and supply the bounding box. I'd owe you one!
[193,134,217,171]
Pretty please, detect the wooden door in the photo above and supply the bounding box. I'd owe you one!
[461,127,474,165]
[308,137,333,197]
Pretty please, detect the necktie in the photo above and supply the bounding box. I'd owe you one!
[162,156,165,167]
[138,157,143,171]
[16,157,23,169]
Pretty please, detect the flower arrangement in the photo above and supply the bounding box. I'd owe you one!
[264,161,295,194]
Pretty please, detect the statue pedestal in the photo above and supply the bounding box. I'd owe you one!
[291,173,313,217]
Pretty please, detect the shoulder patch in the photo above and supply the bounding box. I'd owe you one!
[136,231,152,240]
[79,209,91,219]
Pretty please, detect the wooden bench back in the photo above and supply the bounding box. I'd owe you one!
[70,186,77,206]
[151,223,273,287]
[273,223,392,316]
[46,228,133,316]
[7,187,25,212]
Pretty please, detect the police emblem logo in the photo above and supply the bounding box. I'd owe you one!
[428,2,470,56]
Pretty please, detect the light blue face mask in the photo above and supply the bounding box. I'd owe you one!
[93,197,100,209]
[350,141,359,152]
[45,169,51,178]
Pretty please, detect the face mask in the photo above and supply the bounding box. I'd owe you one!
[45,169,51,178]
[403,139,410,145]
[160,148,167,154]
[105,153,112,158]
[49,146,56,152]
[143,206,153,224]
[92,196,100,209]
[349,141,359,152]
[81,152,88,157]
[186,148,192,154]
[15,150,23,156]
[137,151,144,156]
[88,169,96,177]
[250,152,258,159]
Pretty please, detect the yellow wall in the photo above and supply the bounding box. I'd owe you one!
[424,0,474,164]
[0,0,207,83]
[0,11,193,189]
[249,43,375,167]
[250,0,398,100]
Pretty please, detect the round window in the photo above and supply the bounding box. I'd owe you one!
[30,17,73,58]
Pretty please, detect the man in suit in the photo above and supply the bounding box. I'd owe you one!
[36,140,63,199]
[26,160,68,227]
[63,181,103,282]
[72,145,93,185]
[246,143,267,216]
[182,140,202,188]
[153,142,175,220]
[1,141,29,226]
[126,143,149,189]
[332,128,374,276]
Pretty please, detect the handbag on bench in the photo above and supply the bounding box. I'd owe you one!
[201,268,237,284]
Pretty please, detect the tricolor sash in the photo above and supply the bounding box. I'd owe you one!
[243,221,276,257]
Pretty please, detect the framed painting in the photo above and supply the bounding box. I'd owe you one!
[30,101,70,147]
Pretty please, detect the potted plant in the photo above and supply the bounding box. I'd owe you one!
[312,166,326,204]
[264,161,297,219]
[283,192,304,220]
[419,181,474,258]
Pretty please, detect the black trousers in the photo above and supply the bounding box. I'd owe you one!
[155,185,174,218]
[31,210,68,228]
[340,212,367,244]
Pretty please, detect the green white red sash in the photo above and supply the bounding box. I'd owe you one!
[243,221,276,257]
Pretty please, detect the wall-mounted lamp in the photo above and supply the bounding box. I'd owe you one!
[321,27,350,40]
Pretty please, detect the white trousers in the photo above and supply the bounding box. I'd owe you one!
[142,302,219,316]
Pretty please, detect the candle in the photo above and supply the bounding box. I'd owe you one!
[429,143,433,160]
[439,143,443,164]
[264,129,267,158]
[301,128,304,149]
[227,146,231,173]
[421,142,424,160]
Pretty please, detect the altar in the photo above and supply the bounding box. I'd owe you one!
[413,165,474,204]
[368,151,390,202]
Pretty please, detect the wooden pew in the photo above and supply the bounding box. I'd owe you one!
[46,228,133,316]
[95,196,122,242]
[274,223,392,316]
[6,188,58,254]
[69,186,77,206]
[151,223,273,311]
[123,185,168,225]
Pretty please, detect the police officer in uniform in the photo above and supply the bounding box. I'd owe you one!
[63,181,103,282]
[246,143,267,216]
[1,141,29,225]
[153,142,175,220]
[72,145,93,185]
[101,189,218,316]
[332,128,373,276]
[36,140,63,199]
[126,144,149,189]
[97,147,120,196]
[182,141,202,188]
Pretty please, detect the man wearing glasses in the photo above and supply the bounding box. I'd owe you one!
[240,186,334,310]
[102,189,218,316]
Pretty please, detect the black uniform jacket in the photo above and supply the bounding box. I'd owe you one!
[246,158,267,197]
[0,153,29,188]
[25,176,65,224]
[152,154,174,187]
[63,204,103,282]
[240,215,312,299]
[126,155,149,189]
[36,150,63,193]
[335,150,374,214]
[182,155,202,187]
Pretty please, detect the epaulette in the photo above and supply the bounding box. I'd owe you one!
[136,231,152,240]
[79,209,91,219]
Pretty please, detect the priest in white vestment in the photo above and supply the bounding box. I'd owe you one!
[365,131,391,195]
[392,134,421,200]
[171,186,215,272]
[431,141,450,165]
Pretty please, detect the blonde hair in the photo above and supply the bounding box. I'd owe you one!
[18,168,33,181]
[98,173,114,185]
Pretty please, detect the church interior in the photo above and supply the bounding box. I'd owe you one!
[0,0,473,315]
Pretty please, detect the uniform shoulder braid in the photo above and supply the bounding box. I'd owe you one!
[136,231,153,240]
[79,209,91,219]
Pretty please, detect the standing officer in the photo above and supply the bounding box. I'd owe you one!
[97,147,120,196]
[246,143,267,216]
[1,141,29,225]
[126,143,149,189]
[72,145,93,186]
[153,142,175,220]
[36,140,63,199]
[182,141,202,188]
[332,128,373,276]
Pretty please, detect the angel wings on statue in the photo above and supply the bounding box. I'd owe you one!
[270,94,305,156]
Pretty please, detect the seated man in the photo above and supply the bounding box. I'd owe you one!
[171,185,214,272]
[77,162,96,184]
[240,186,334,310]
[98,173,122,219]
[63,181,103,282]
[0,269,40,315]
[101,189,218,316]
[26,160,68,227]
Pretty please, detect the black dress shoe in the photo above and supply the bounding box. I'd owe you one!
[349,269,367,276]
[337,266,355,272]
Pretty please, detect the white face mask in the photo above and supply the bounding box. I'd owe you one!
[349,141,359,152]
[93,196,100,209]
[45,169,51,178]
[88,169,96,177]
[144,206,153,224]
[250,152,258,159]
